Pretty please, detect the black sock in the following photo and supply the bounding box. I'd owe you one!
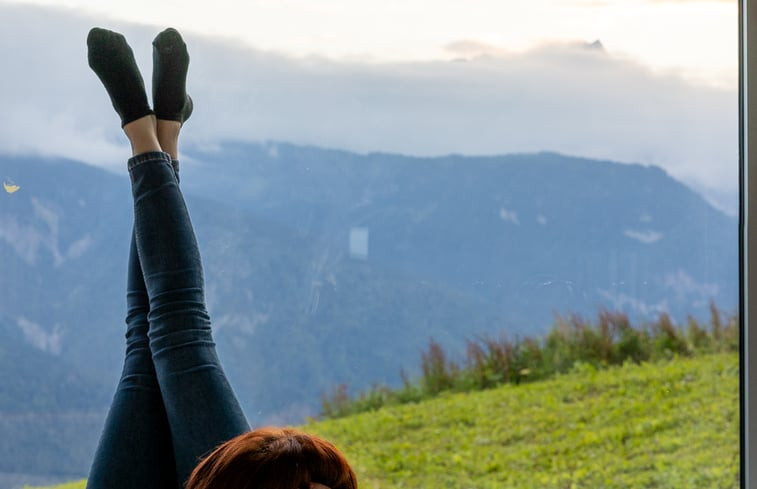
[152,28,193,124]
[87,28,153,127]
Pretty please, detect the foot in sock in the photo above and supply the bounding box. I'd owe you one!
[152,28,193,124]
[87,28,153,127]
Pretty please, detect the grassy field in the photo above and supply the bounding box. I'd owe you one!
[28,353,739,489]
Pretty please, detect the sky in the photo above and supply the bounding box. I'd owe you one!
[0,0,740,212]
[5,0,738,86]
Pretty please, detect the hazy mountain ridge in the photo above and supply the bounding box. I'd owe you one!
[0,144,737,481]
[183,142,736,325]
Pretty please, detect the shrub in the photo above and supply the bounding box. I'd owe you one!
[420,339,458,395]
[320,306,739,419]
[652,313,690,359]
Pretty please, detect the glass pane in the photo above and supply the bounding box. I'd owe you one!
[0,0,739,487]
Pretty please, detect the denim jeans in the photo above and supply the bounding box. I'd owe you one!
[86,151,250,489]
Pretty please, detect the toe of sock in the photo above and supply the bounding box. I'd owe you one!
[153,27,185,51]
[87,27,122,48]
[87,28,127,67]
[87,27,106,45]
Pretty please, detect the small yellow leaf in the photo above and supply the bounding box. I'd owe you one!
[3,181,19,194]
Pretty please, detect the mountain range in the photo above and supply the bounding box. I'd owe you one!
[0,143,737,483]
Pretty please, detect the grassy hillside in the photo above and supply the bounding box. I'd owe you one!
[28,353,739,489]
[25,483,86,489]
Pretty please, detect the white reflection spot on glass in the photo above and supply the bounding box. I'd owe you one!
[349,227,369,259]
[499,207,520,225]
[623,229,663,244]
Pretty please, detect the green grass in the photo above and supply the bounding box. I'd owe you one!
[28,353,739,489]
[308,353,739,488]
[25,481,86,489]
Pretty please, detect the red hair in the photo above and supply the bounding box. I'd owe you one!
[185,427,358,489]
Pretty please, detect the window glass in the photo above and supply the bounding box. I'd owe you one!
[0,1,739,487]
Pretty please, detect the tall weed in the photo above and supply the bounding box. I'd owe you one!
[320,305,739,418]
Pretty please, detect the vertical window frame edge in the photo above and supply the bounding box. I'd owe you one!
[743,1,753,487]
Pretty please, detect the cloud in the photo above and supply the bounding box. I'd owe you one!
[0,3,160,170]
[0,3,738,212]
[647,0,733,3]
[445,38,606,57]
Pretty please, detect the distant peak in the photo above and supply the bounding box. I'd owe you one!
[586,39,604,51]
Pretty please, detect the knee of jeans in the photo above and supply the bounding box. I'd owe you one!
[148,285,206,311]
[144,268,205,300]
[147,283,209,328]
[148,329,218,371]
[147,301,211,337]
[117,371,160,392]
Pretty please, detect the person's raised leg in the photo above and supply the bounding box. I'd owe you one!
[127,28,249,486]
[128,122,250,489]
[85,27,177,489]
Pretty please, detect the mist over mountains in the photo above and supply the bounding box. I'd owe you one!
[0,143,737,483]
[0,2,738,215]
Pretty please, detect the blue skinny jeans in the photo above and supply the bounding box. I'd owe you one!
[86,151,250,489]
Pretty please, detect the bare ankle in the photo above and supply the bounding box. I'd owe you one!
[157,119,182,160]
[123,115,161,156]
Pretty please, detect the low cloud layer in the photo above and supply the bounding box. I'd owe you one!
[0,3,738,211]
